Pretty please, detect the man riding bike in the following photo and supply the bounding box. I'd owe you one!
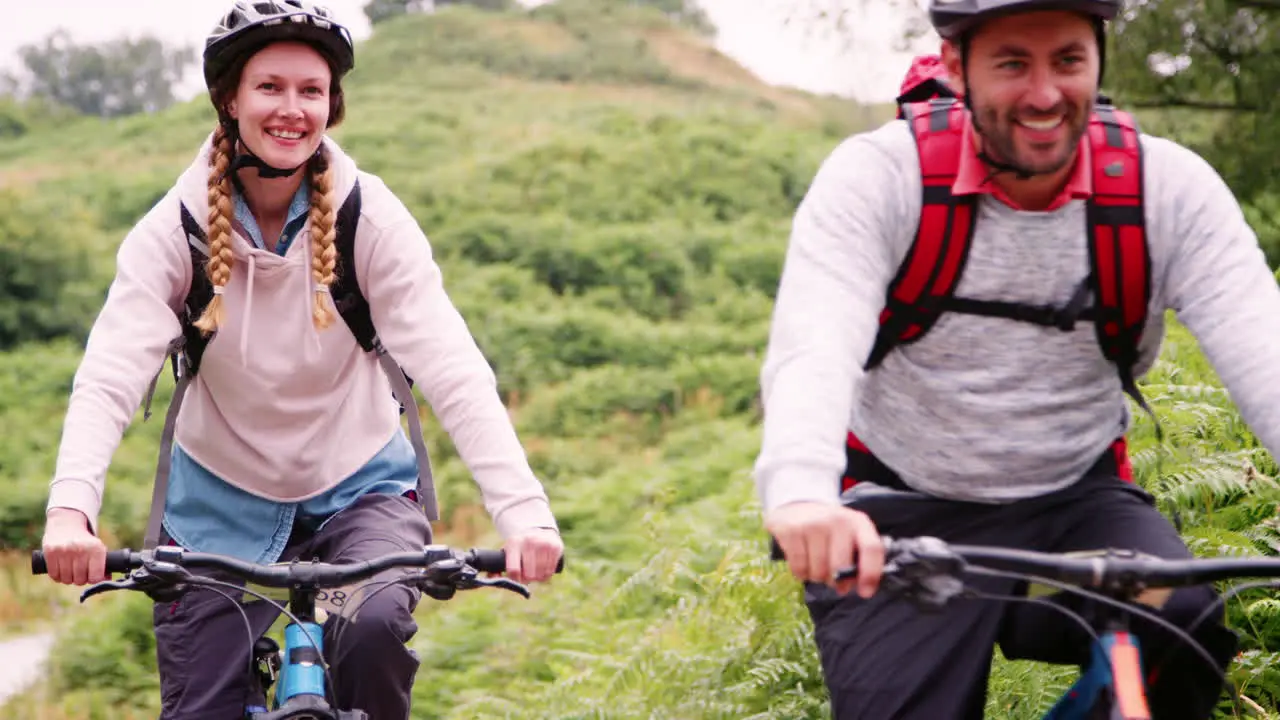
[38,2,563,717]
[755,0,1280,717]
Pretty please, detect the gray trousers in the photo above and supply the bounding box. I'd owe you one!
[152,491,432,719]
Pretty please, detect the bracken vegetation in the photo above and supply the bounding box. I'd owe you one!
[1,2,1278,718]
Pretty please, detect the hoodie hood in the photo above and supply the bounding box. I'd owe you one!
[175,129,361,363]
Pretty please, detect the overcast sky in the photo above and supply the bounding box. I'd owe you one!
[0,0,936,104]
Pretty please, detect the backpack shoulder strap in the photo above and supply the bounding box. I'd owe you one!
[330,179,375,351]
[327,178,439,521]
[142,201,214,423]
[864,98,979,370]
[177,201,215,375]
[1084,103,1159,436]
[142,199,212,548]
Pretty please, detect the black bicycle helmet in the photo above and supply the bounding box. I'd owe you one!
[929,0,1120,40]
[203,1,355,90]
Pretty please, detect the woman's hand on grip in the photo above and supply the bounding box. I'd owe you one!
[41,508,107,586]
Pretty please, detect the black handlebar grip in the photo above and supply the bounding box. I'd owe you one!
[471,548,507,574]
[469,549,567,575]
[31,549,134,576]
[769,536,785,561]
[105,550,133,573]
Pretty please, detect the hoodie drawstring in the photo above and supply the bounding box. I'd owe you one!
[307,231,325,355]
[240,254,257,360]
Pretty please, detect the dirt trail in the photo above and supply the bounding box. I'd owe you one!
[0,631,55,706]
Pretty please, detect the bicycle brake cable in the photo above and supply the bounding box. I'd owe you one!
[326,563,493,660]
[971,589,1104,647]
[325,575,421,664]
[966,588,1114,682]
[963,566,1228,689]
[177,581,260,714]
[188,575,340,711]
[1146,576,1280,712]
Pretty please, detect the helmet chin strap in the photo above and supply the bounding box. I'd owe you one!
[220,120,313,184]
[229,151,304,179]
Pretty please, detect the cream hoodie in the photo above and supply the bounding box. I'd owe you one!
[47,131,557,538]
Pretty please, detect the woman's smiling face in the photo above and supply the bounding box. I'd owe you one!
[227,41,333,169]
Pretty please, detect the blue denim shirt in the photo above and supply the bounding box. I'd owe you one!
[161,179,420,563]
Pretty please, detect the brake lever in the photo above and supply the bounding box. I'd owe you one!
[878,537,968,612]
[80,566,192,604]
[463,576,531,598]
[80,577,140,603]
[416,559,532,600]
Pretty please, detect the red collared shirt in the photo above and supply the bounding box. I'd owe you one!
[952,115,1092,211]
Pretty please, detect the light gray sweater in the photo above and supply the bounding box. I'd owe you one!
[754,118,1280,512]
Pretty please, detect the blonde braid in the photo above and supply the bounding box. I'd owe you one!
[308,149,339,330]
[193,125,236,335]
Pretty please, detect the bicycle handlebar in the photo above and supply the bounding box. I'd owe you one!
[769,533,1280,706]
[31,544,563,587]
[769,535,1280,593]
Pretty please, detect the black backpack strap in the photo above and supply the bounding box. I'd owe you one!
[142,201,213,548]
[329,180,416,388]
[329,179,438,521]
[865,98,978,371]
[177,201,216,374]
[331,179,375,351]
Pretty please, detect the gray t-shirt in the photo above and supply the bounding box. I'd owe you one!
[753,118,1280,512]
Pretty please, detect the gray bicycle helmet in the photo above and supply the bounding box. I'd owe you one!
[929,0,1120,40]
[203,1,355,89]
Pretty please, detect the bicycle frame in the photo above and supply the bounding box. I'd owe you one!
[243,582,343,720]
[1044,626,1150,720]
[1038,571,1156,720]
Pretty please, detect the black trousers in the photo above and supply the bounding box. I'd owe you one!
[152,492,431,720]
[805,449,1239,720]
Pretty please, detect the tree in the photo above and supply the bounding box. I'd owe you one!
[4,30,194,118]
[364,0,428,23]
[778,1,1280,203]
[364,0,513,24]
[0,190,100,350]
[437,0,515,9]
[1104,0,1280,202]
[616,0,714,34]
[777,0,931,53]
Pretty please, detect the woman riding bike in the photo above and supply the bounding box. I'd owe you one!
[38,2,564,717]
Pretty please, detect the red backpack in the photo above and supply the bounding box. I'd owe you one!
[841,55,1153,492]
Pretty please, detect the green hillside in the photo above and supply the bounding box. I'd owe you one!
[2,2,1278,718]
